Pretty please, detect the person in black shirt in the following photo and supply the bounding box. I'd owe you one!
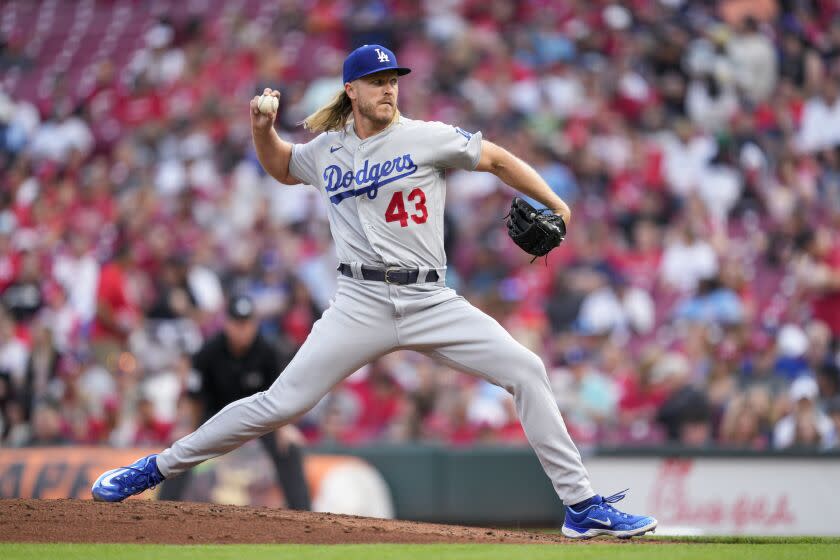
[146,256,200,321]
[2,251,43,323]
[158,294,311,509]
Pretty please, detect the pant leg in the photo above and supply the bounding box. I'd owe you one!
[258,433,312,510]
[157,278,398,478]
[397,289,595,505]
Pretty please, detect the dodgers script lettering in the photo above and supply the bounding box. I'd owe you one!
[323,154,418,205]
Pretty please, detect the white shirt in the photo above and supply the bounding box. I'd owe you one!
[659,133,717,197]
[660,239,718,293]
[797,95,840,153]
[53,253,100,322]
[0,337,29,387]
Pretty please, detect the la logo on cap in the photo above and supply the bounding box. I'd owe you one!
[375,48,389,63]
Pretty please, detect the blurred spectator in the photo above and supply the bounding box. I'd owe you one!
[0,312,28,390]
[827,397,840,449]
[346,361,406,441]
[132,397,174,446]
[278,277,320,347]
[21,324,61,422]
[655,353,713,447]
[793,227,840,337]
[27,403,69,446]
[797,81,840,153]
[611,220,662,292]
[146,256,201,322]
[660,221,719,294]
[719,390,770,449]
[28,100,94,163]
[1,251,44,323]
[774,324,812,380]
[0,371,15,440]
[37,282,82,352]
[617,348,667,432]
[726,17,778,103]
[185,251,224,315]
[658,120,717,199]
[773,377,835,449]
[816,363,840,403]
[674,275,744,325]
[90,245,142,367]
[686,69,738,134]
[552,350,618,444]
[52,233,100,324]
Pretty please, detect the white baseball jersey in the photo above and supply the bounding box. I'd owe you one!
[288,116,483,268]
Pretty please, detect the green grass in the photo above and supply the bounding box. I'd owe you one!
[2,541,839,560]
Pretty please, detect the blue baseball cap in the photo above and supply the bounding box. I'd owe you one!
[343,44,411,84]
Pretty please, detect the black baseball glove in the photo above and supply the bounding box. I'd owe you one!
[505,197,567,260]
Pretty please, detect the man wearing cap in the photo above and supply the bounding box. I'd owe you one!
[93,44,655,539]
[772,376,835,449]
[157,294,311,510]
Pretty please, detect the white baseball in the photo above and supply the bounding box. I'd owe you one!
[257,94,279,115]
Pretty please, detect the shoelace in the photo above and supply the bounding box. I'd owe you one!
[115,464,163,495]
[598,488,632,519]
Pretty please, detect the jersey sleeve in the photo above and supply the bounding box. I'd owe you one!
[288,137,322,187]
[428,122,483,170]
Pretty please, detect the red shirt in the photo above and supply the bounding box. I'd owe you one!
[447,424,479,446]
[282,305,315,347]
[609,249,662,291]
[134,420,174,446]
[91,262,139,341]
[349,380,402,436]
[116,91,164,126]
[495,420,527,443]
[812,247,840,336]
[0,251,19,293]
[617,373,667,416]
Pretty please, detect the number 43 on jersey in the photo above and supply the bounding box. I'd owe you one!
[385,188,428,227]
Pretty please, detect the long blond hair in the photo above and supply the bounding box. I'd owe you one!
[302,88,401,133]
[302,89,353,133]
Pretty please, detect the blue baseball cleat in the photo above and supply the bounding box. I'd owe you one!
[562,489,657,539]
[91,454,166,502]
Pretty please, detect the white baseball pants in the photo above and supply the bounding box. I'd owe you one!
[156,275,595,505]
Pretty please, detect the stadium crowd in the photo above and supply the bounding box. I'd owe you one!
[2,0,840,452]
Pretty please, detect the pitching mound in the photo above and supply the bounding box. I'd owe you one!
[1,499,577,545]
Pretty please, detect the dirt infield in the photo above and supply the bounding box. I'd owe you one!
[0,499,588,545]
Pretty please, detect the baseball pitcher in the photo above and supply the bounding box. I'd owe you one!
[92,45,656,539]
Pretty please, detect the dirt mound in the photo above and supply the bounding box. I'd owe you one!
[1,499,577,545]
